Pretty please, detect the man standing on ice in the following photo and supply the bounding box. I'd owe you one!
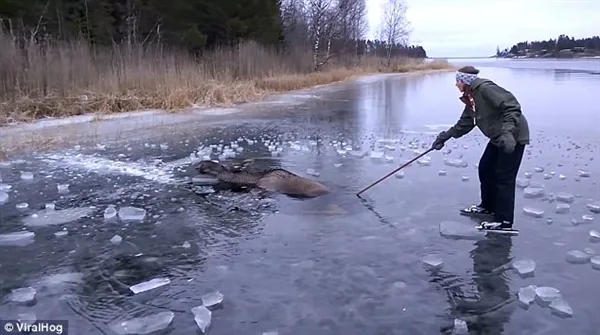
[431,66,530,232]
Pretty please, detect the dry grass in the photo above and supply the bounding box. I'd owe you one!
[0,32,454,125]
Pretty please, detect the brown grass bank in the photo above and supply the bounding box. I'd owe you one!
[0,34,454,126]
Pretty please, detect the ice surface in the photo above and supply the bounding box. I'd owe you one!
[587,202,600,213]
[17,312,37,327]
[118,206,146,221]
[16,202,29,210]
[439,221,485,241]
[23,207,92,227]
[0,231,35,246]
[452,319,468,334]
[0,191,8,203]
[590,230,600,243]
[191,305,212,333]
[262,332,279,335]
[523,187,545,199]
[584,248,595,255]
[443,159,468,168]
[306,168,320,177]
[549,298,573,318]
[516,178,530,188]
[523,207,544,218]
[518,285,537,308]
[9,287,37,304]
[394,171,404,179]
[129,277,171,294]
[104,206,117,219]
[422,254,444,270]
[20,172,34,180]
[110,311,174,335]
[111,235,123,245]
[555,203,570,214]
[348,150,367,158]
[535,286,561,303]
[201,291,224,308]
[591,256,600,270]
[555,192,574,203]
[513,259,536,276]
[565,250,591,264]
[45,203,55,210]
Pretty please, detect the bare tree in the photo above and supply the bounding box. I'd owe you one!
[307,0,340,70]
[379,0,410,66]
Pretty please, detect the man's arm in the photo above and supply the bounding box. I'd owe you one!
[442,107,476,140]
[480,83,522,134]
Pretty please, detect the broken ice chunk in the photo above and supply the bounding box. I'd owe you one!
[384,145,395,151]
[438,170,447,176]
[20,172,33,180]
[523,187,545,199]
[559,174,566,180]
[578,170,590,178]
[109,311,174,335]
[544,174,552,180]
[349,150,367,158]
[110,235,122,245]
[443,159,468,168]
[512,259,536,277]
[370,151,384,160]
[0,183,11,191]
[587,202,600,213]
[452,318,468,334]
[591,256,600,270]
[524,172,532,179]
[385,155,394,162]
[417,157,431,166]
[535,286,561,304]
[590,230,600,243]
[16,202,29,210]
[45,203,55,210]
[191,305,212,333]
[461,176,469,182]
[0,191,8,203]
[0,231,35,247]
[333,163,342,168]
[565,250,591,264]
[518,285,537,308]
[23,207,92,227]
[421,255,444,270]
[305,168,320,177]
[54,231,68,238]
[9,287,37,304]
[104,206,117,219]
[118,207,146,221]
[191,176,219,186]
[394,171,404,179]
[57,184,69,193]
[523,207,544,218]
[555,203,570,214]
[534,167,544,173]
[129,277,170,294]
[582,215,594,223]
[549,299,573,318]
[201,291,224,308]
[555,192,574,203]
[516,178,530,188]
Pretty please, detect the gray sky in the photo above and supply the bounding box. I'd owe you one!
[366,0,600,58]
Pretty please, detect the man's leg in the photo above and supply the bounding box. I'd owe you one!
[461,141,497,216]
[492,143,526,227]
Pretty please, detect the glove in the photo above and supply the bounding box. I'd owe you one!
[498,133,516,154]
[432,131,450,150]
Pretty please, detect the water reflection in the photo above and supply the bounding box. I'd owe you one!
[433,232,515,334]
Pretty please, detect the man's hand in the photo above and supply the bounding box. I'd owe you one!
[432,132,449,150]
[498,133,516,154]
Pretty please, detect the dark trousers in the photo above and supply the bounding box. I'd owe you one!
[478,141,525,223]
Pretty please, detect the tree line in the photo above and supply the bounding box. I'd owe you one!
[0,0,427,70]
[497,34,600,57]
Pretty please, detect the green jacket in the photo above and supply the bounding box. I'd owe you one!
[442,78,530,146]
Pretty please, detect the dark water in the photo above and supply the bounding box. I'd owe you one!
[0,59,599,335]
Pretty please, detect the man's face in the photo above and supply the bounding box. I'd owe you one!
[455,80,465,92]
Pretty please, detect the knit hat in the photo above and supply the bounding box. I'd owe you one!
[455,66,480,86]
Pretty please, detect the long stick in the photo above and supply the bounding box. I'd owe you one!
[356,148,434,197]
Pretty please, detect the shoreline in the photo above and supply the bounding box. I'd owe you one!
[0,68,453,157]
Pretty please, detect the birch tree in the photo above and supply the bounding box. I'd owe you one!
[379,0,410,66]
